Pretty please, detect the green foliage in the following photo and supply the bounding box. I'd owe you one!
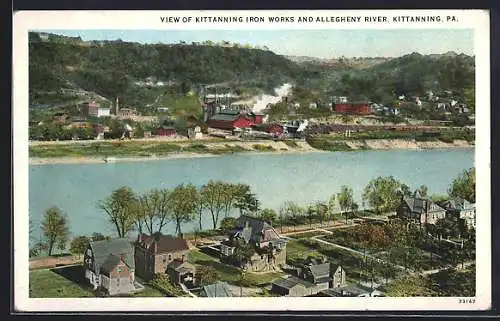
[97,186,138,238]
[41,206,70,256]
[448,168,475,203]
[362,176,405,214]
[219,217,237,235]
[337,185,355,223]
[306,136,353,151]
[150,273,185,297]
[384,275,438,297]
[258,208,278,225]
[195,265,219,287]
[168,183,198,235]
[69,236,90,257]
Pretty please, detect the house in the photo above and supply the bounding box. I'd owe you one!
[440,198,476,229]
[396,195,447,225]
[83,238,136,296]
[117,108,138,118]
[206,109,256,131]
[263,123,284,136]
[87,101,111,117]
[156,126,177,137]
[134,233,192,282]
[271,275,319,297]
[199,282,233,297]
[220,215,288,271]
[166,259,196,286]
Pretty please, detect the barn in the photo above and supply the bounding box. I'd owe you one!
[207,110,255,130]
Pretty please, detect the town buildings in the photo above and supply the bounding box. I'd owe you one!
[220,215,288,271]
[83,238,137,296]
[396,194,447,225]
[335,102,371,115]
[440,198,476,229]
[87,101,111,118]
[134,233,194,283]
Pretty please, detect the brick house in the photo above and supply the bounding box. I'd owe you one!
[84,238,136,296]
[440,198,476,229]
[220,215,287,271]
[207,110,256,131]
[396,195,447,225]
[134,233,194,283]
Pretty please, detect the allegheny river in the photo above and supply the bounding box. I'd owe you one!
[29,148,474,240]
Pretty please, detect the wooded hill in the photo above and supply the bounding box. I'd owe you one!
[29,32,475,112]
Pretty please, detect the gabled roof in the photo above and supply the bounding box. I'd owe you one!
[167,259,195,272]
[209,113,242,122]
[137,233,189,254]
[440,198,475,211]
[201,282,233,297]
[89,238,135,274]
[307,263,331,279]
[234,215,281,243]
[402,196,444,214]
[101,254,122,273]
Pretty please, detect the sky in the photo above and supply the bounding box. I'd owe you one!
[39,29,474,59]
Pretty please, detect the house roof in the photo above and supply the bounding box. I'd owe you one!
[234,215,281,243]
[201,282,233,297]
[137,233,190,254]
[440,198,475,211]
[89,238,135,274]
[308,263,331,279]
[402,196,444,214]
[272,276,315,289]
[100,254,122,273]
[167,260,195,272]
[209,113,241,122]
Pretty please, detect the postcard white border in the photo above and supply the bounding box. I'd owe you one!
[13,9,491,312]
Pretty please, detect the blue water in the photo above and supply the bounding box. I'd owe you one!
[29,149,474,240]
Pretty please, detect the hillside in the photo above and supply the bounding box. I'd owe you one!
[29,32,311,112]
[29,32,475,114]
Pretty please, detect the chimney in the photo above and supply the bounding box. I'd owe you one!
[116,96,120,115]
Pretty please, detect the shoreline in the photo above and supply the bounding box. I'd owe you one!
[29,139,474,166]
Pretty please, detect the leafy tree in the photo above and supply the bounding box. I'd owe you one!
[168,183,198,235]
[219,217,237,235]
[136,188,170,235]
[463,86,475,112]
[337,185,354,224]
[69,236,90,259]
[362,176,404,214]
[195,266,218,287]
[418,185,429,198]
[41,206,70,256]
[384,275,437,297]
[279,201,304,227]
[258,208,278,225]
[232,238,255,267]
[97,186,137,238]
[327,194,336,218]
[200,181,227,229]
[448,168,475,203]
[234,184,260,216]
[195,187,206,231]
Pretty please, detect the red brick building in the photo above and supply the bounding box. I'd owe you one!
[335,102,371,115]
[263,123,284,135]
[156,126,177,136]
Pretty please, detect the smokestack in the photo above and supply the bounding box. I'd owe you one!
[116,96,120,115]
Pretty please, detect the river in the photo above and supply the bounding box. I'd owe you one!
[29,148,474,241]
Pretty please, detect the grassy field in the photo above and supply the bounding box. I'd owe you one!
[29,266,164,298]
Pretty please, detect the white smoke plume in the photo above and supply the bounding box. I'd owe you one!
[251,83,292,113]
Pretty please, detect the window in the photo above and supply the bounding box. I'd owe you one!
[168,254,172,261]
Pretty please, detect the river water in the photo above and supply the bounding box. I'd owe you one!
[29,149,474,240]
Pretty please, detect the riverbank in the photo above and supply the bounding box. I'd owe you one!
[28,138,473,165]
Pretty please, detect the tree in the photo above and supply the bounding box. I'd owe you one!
[418,185,429,198]
[362,176,404,214]
[41,206,70,256]
[337,185,354,224]
[279,201,304,228]
[463,86,475,112]
[195,187,206,231]
[136,188,170,235]
[219,217,237,235]
[258,208,278,225]
[97,186,137,238]
[327,194,336,219]
[201,181,227,229]
[69,236,90,260]
[234,184,260,216]
[168,183,198,236]
[195,265,218,287]
[91,232,110,242]
[448,168,475,203]
[232,238,255,267]
[384,275,437,297]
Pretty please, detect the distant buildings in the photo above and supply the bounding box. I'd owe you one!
[440,198,476,229]
[396,194,447,225]
[206,109,264,131]
[87,101,111,118]
[335,102,371,115]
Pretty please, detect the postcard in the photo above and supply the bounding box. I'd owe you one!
[13,9,490,312]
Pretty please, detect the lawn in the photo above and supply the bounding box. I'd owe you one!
[29,266,165,298]
[30,268,95,298]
